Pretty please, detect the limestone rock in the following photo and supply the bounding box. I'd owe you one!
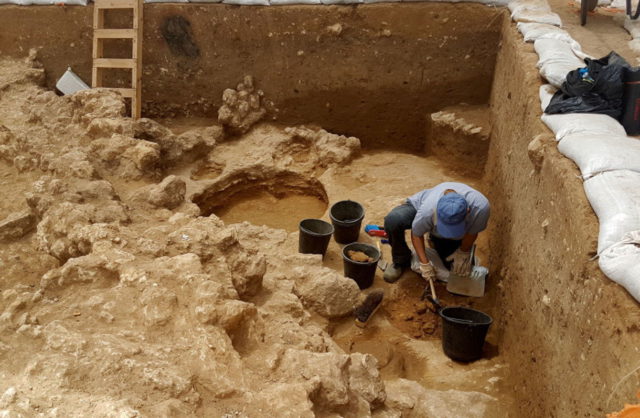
[164,219,265,300]
[216,300,258,334]
[166,220,234,262]
[139,175,186,209]
[348,353,386,407]
[0,387,17,409]
[384,379,497,418]
[140,285,178,327]
[218,76,268,135]
[49,150,99,180]
[135,118,220,166]
[74,179,118,201]
[170,127,220,164]
[226,249,266,299]
[70,89,126,126]
[86,117,134,139]
[194,280,237,324]
[284,126,361,166]
[528,134,553,172]
[134,118,174,142]
[193,278,258,338]
[0,126,16,163]
[277,349,351,409]
[251,383,315,417]
[291,266,360,318]
[146,398,192,417]
[36,201,128,261]
[40,249,124,290]
[89,134,161,180]
[141,364,194,398]
[0,211,35,242]
[43,321,87,355]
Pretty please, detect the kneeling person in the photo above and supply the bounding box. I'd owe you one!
[383,182,490,283]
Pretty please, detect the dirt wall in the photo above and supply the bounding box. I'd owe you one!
[486,18,640,417]
[0,3,503,151]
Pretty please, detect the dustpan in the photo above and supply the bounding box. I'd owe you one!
[446,245,487,297]
[56,67,90,95]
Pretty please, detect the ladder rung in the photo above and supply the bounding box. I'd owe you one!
[93,58,135,69]
[109,88,136,98]
[94,29,136,39]
[95,0,137,9]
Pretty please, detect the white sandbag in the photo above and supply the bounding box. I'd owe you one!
[534,38,583,87]
[539,84,556,111]
[612,0,627,9]
[535,38,580,68]
[223,0,268,4]
[508,0,551,13]
[584,170,640,253]
[516,22,590,59]
[510,7,562,26]
[11,0,88,4]
[558,134,640,179]
[320,0,362,4]
[270,0,319,4]
[188,0,222,3]
[518,22,572,43]
[14,0,88,6]
[405,0,508,3]
[541,112,626,141]
[599,230,640,303]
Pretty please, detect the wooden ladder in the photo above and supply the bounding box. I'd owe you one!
[92,0,143,119]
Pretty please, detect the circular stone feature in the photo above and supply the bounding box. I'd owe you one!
[192,171,328,232]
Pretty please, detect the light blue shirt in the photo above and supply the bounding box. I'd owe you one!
[408,182,490,238]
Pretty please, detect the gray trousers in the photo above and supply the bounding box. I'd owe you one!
[384,201,462,267]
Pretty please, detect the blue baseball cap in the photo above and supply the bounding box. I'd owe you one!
[436,193,468,239]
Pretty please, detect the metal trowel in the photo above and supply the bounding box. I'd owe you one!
[446,245,486,297]
[375,241,388,271]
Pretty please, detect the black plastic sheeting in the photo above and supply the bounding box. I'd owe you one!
[545,52,631,120]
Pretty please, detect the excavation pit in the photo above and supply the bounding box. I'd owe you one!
[211,190,327,232]
[191,172,329,232]
[1,2,639,417]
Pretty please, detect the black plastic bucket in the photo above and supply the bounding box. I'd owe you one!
[298,219,334,257]
[342,242,380,290]
[329,200,365,244]
[440,306,493,362]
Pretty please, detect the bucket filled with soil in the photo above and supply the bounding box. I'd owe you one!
[440,306,493,362]
[330,200,365,244]
[342,242,380,290]
[298,218,334,257]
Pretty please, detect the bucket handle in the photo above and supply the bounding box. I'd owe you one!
[425,295,475,324]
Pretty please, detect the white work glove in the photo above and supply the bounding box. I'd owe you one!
[446,249,472,276]
[419,262,436,281]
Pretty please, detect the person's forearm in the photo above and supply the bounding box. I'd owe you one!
[411,234,429,264]
[460,233,478,252]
